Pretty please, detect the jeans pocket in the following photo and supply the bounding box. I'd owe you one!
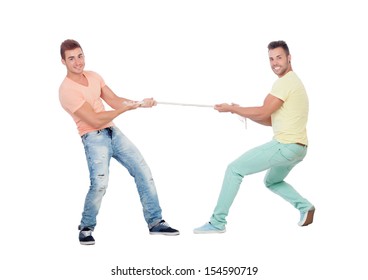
[81,131,102,144]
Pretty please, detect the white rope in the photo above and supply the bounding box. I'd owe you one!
[124,100,247,129]
[157,101,213,108]
[158,101,247,129]
[124,100,212,107]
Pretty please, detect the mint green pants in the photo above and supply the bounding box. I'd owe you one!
[210,140,313,229]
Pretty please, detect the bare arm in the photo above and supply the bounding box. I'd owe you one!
[100,85,130,109]
[73,85,158,129]
[73,100,140,129]
[214,94,283,126]
[100,85,157,109]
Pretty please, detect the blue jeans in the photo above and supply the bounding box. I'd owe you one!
[210,140,313,229]
[80,126,162,229]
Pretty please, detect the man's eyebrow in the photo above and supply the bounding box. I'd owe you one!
[269,54,282,59]
[67,55,75,59]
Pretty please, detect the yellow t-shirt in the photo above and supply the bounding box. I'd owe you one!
[270,71,308,145]
[59,71,114,136]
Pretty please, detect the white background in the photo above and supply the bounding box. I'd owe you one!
[1,0,367,279]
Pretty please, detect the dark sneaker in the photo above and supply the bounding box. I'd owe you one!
[149,220,180,236]
[79,227,95,245]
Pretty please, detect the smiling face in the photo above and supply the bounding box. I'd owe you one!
[62,47,85,77]
[268,47,292,78]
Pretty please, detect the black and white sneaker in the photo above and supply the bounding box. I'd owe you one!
[79,227,95,245]
[149,220,180,236]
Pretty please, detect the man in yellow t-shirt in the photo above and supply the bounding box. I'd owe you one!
[194,40,314,234]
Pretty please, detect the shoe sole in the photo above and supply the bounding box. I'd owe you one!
[299,208,315,226]
[193,229,226,234]
[80,241,95,245]
[149,232,180,236]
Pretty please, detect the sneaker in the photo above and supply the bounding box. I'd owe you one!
[298,206,315,226]
[79,227,95,245]
[149,220,180,236]
[193,222,226,234]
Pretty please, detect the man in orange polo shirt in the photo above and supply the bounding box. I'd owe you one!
[59,39,179,245]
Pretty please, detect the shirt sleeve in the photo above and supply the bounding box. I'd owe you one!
[271,78,289,101]
[59,86,85,114]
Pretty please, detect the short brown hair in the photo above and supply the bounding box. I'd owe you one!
[60,39,83,60]
[267,40,289,56]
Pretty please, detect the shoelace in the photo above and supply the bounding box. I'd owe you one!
[81,229,93,237]
[159,221,170,227]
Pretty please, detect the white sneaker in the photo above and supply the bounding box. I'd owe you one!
[193,222,226,234]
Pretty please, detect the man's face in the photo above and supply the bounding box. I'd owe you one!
[62,48,85,75]
[268,47,291,77]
